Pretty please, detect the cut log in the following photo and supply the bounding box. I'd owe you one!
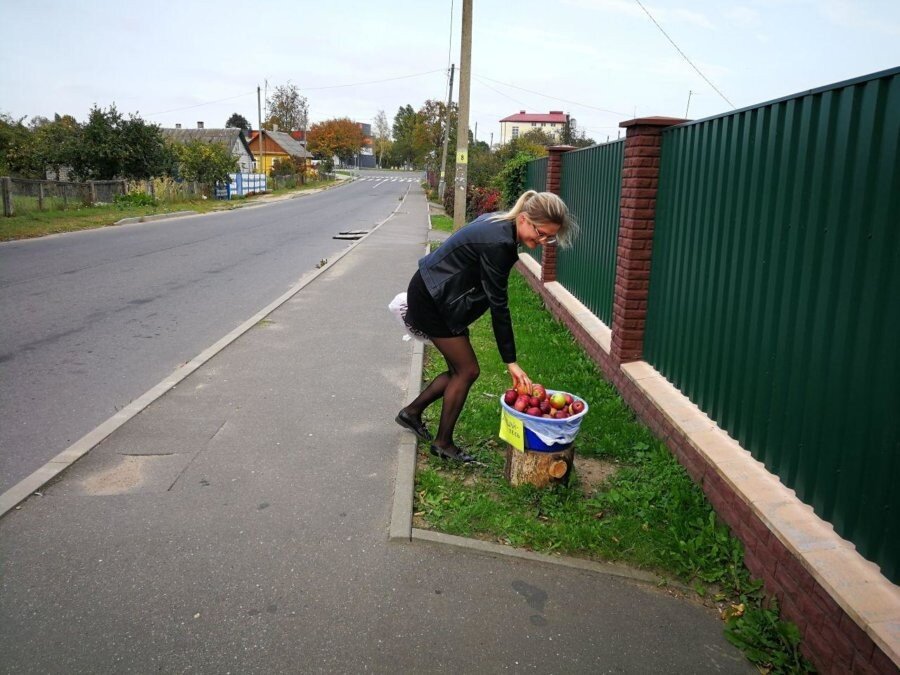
[504,444,575,488]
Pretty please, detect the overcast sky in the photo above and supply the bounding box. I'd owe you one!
[2,0,898,144]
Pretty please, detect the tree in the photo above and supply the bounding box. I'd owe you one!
[306,118,364,168]
[265,82,309,132]
[225,113,250,130]
[466,139,501,189]
[559,118,595,148]
[29,114,80,180]
[1,113,37,177]
[173,140,238,184]
[121,115,176,179]
[392,105,430,168]
[69,104,127,180]
[520,128,557,147]
[373,110,391,168]
[418,99,458,178]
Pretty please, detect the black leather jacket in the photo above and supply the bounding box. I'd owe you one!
[418,213,519,363]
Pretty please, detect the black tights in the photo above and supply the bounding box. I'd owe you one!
[403,335,479,449]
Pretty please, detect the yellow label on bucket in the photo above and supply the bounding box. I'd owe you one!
[499,408,525,452]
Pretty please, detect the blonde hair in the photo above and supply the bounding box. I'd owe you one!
[489,190,579,248]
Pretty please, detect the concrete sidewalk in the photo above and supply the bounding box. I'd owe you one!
[0,187,754,673]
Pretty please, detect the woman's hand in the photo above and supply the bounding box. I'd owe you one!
[507,362,532,393]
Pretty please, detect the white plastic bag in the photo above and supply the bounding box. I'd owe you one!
[388,292,431,344]
[501,390,588,446]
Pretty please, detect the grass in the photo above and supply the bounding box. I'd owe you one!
[0,200,225,240]
[413,270,812,674]
[430,214,454,233]
[0,178,342,241]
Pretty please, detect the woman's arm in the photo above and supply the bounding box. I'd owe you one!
[507,362,532,392]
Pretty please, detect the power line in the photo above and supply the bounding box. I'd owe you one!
[632,0,734,108]
[146,91,256,116]
[475,74,627,116]
[473,76,534,109]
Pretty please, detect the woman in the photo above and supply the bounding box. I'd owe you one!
[395,190,577,462]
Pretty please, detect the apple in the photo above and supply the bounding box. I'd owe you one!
[516,382,531,396]
[539,400,551,414]
[564,393,574,405]
[503,389,518,406]
[528,396,540,408]
[526,406,542,417]
[513,397,528,412]
[570,400,585,415]
[532,384,546,401]
[549,392,567,410]
[556,411,569,419]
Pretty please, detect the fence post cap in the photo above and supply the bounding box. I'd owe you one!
[620,116,688,129]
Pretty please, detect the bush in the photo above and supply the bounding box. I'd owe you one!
[442,185,502,221]
[114,192,156,208]
[494,151,537,208]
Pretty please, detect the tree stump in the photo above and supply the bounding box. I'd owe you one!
[504,444,575,488]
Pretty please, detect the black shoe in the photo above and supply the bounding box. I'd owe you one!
[395,409,433,442]
[429,443,475,463]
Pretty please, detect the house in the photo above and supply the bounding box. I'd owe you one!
[245,130,313,175]
[499,110,569,145]
[356,122,375,169]
[161,123,256,172]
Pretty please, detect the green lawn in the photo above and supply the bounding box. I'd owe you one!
[413,270,812,674]
[0,179,341,241]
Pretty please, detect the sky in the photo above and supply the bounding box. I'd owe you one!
[1,0,898,145]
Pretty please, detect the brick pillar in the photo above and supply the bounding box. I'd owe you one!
[610,117,686,364]
[542,145,575,282]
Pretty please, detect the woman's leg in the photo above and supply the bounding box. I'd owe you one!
[427,335,480,449]
[403,365,454,417]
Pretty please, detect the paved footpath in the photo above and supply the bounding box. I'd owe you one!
[0,187,754,673]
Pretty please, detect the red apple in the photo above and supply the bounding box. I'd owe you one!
[556,411,569,419]
[503,389,518,406]
[516,382,531,396]
[532,384,546,401]
[513,397,528,412]
[528,396,540,408]
[570,400,585,415]
[549,392,567,410]
[539,400,551,414]
[564,393,574,405]
[526,406,542,417]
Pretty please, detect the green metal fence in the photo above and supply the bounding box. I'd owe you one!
[644,68,900,582]
[523,157,548,264]
[558,141,625,325]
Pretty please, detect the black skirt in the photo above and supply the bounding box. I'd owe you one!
[405,270,469,339]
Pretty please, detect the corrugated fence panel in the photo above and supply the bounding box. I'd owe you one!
[557,140,625,325]
[523,157,548,264]
[644,69,900,582]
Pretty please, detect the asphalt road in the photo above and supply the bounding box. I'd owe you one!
[0,171,423,494]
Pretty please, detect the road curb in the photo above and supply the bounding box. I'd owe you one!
[114,210,197,225]
[0,185,412,519]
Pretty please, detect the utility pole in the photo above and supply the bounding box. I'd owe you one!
[257,86,264,186]
[453,0,472,231]
[438,63,455,201]
[685,90,694,118]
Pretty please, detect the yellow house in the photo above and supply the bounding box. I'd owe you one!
[246,130,313,175]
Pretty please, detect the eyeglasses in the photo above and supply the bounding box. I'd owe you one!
[528,217,558,245]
